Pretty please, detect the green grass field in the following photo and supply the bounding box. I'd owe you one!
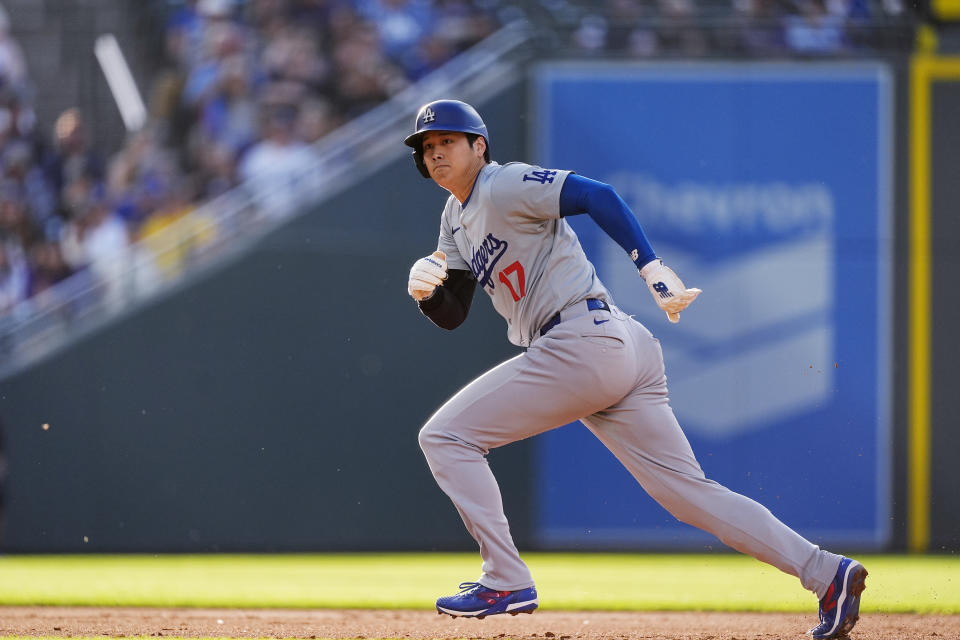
[0,552,957,613]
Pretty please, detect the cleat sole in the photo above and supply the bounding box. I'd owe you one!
[435,605,537,620]
[835,566,868,637]
[850,567,868,597]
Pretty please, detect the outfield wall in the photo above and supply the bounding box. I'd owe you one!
[1,59,957,553]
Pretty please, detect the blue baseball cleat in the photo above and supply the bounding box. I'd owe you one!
[435,582,538,619]
[809,557,868,639]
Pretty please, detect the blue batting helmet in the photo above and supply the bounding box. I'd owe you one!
[404,100,490,178]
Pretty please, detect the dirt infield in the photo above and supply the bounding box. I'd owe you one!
[1,607,957,639]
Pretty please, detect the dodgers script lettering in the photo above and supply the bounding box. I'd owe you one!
[470,233,509,290]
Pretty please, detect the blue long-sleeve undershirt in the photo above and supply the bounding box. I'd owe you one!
[559,174,657,270]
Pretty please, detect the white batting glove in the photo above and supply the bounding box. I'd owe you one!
[639,259,701,323]
[408,250,448,301]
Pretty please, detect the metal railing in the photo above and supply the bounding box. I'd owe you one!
[0,20,534,380]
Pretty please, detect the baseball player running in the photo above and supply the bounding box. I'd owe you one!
[404,99,867,639]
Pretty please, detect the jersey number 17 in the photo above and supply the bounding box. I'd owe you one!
[498,261,526,302]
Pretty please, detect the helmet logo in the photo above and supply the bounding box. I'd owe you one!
[422,107,436,123]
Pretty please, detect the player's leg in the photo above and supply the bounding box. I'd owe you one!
[581,319,844,597]
[419,318,640,597]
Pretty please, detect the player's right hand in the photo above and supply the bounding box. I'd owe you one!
[639,259,701,323]
[408,250,448,301]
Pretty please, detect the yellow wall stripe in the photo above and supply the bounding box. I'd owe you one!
[908,55,960,553]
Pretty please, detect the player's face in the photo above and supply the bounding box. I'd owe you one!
[421,130,485,194]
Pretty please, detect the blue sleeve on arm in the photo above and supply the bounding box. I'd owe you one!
[559,174,657,269]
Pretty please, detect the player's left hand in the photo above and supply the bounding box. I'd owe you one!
[639,259,701,323]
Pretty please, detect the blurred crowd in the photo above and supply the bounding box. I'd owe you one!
[564,0,911,57]
[154,0,499,203]
[0,0,500,319]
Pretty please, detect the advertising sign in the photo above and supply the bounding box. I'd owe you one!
[533,63,892,549]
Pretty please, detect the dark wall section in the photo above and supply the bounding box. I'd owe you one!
[929,81,960,551]
[889,58,911,552]
[0,86,531,552]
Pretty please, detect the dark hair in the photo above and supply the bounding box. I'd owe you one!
[465,133,491,163]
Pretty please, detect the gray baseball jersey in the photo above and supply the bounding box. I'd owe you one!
[418,160,843,599]
[437,162,610,347]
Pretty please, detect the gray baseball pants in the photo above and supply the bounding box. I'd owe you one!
[419,300,842,598]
